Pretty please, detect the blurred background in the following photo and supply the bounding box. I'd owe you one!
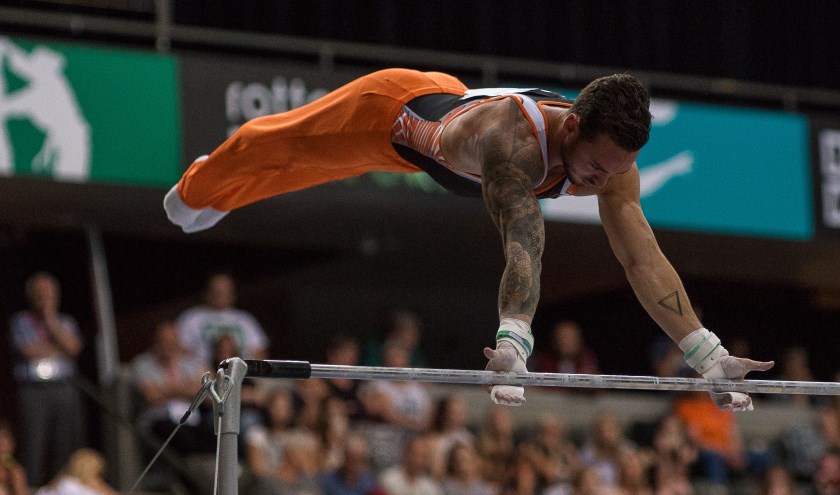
[1,1,839,494]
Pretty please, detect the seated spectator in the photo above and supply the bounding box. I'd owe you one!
[379,436,442,495]
[615,450,652,495]
[249,430,323,495]
[323,335,365,420]
[674,391,770,490]
[0,419,28,495]
[10,271,84,486]
[572,466,618,495]
[293,378,330,432]
[441,442,497,495]
[132,320,210,454]
[476,407,516,488]
[813,449,840,495]
[519,415,580,494]
[759,465,799,495]
[359,344,432,471]
[781,407,840,481]
[579,411,636,488]
[360,343,432,432]
[532,320,599,377]
[35,448,116,495]
[177,272,269,366]
[316,396,351,473]
[318,434,379,495]
[247,388,304,478]
[428,395,476,479]
[363,309,428,368]
[774,347,820,407]
[646,414,696,495]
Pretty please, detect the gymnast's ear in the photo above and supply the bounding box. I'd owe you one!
[562,112,580,137]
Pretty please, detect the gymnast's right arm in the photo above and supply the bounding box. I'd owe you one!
[479,102,546,327]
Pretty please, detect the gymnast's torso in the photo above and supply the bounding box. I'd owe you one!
[391,88,579,199]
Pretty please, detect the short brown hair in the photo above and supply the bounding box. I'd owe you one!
[570,74,651,151]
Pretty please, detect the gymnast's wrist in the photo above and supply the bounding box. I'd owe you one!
[679,327,729,378]
[496,318,534,360]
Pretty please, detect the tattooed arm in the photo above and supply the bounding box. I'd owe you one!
[479,100,546,325]
[598,163,701,344]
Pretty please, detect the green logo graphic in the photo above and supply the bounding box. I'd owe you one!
[0,37,181,186]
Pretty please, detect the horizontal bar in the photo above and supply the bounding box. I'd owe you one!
[245,360,840,396]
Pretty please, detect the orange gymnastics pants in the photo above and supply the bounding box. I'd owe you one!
[164,69,467,232]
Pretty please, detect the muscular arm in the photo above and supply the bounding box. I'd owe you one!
[598,164,701,344]
[480,100,546,325]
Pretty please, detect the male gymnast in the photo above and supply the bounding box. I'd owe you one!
[164,69,773,410]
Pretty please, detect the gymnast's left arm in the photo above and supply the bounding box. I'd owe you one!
[597,163,774,411]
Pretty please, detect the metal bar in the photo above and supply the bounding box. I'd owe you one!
[245,360,840,396]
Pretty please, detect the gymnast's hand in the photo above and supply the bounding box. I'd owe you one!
[705,355,774,412]
[680,327,774,412]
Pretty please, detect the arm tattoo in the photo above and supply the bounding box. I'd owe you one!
[481,101,545,320]
[658,291,684,315]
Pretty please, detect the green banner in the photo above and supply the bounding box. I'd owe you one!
[0,36,181,185]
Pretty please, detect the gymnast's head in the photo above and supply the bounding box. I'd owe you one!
[558,74,651,189]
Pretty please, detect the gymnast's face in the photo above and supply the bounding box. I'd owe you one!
[559,115,636,189]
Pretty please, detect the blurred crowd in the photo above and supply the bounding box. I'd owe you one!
[5,271,840,495]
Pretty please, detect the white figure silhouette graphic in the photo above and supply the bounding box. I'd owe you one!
[0,41,12,175]
[0,37,91,181]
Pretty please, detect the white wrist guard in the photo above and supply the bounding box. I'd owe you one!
[496,318,534,361]
[679,327,729,378]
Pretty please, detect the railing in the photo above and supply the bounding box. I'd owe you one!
[2,3,840,111]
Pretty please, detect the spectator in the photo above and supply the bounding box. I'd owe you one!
[781,407,840,481]
[9,271,84,486]
[615,450,652,495]
[476,407,516,488]
[360,343,432,432]
[323,335,365,420]
[363,309,428,368]
[579,411,636,488]
[0,419,27,495]
[813,449,840,495]
[572,466,618,495]
[247,388,304,479]
[759,465,799,495]
[532,320,599,376]
[35,448,116,495]
[379,435,442,495]
[293,378,330,432]
[441,442,497,495]
[647,414,696,495]
[249,430,323,495]
[428,395,476,479]
[359,343,432,471]
[674,391,771,491]
[318,434,379,495]
[132,320,210,454]
[774,347,819,407]
[177,272,269,366]
[316,396,352,473]
[519,415,580,494]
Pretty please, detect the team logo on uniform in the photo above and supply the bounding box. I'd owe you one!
[0,37,91,181]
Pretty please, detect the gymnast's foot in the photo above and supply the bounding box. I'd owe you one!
[484,342,527,406]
